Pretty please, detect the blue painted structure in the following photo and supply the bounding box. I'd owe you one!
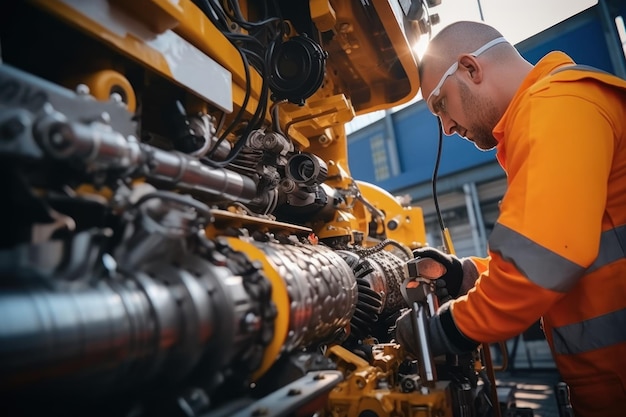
[347,2,626,194]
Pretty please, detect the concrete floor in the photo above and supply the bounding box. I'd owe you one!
[497,369,563,417]
[493,337,566,417]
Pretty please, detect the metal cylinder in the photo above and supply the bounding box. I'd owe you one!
[251,241,358,351]
[0,251,263,401]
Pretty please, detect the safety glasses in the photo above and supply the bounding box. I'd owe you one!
[426,37,508,113]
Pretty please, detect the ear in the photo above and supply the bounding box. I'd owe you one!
[458,54,483,84]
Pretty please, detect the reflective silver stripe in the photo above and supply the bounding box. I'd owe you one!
[587,224,626,273]
[551,64,611,76]
[489,223,584,292]
[489,223,626,292]
[552,308,626,355]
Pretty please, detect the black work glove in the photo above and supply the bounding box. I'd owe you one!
[395,302,479,358]
[412,247,464,299]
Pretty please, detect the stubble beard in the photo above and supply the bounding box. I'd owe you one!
[457,80,499,151]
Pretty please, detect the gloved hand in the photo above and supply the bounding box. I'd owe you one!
[394,302,479,358]
[412,247,477,299]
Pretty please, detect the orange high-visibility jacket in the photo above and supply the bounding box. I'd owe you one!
[450,52,626,416]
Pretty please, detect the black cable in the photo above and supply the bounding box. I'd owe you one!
[240,47,266,72]
[197,0,253,150]
[204,46,252,157]
[199,0,272,165]
[224,0,281,30]
[271,99,287,135]
[230,29,282,149]
[208,0,232,30]
[354,238,413,260]
[203,38,274,168]
[433,118,446,237]
[194,0,283,168]
[201,0,283,168]
[195,0,228,32]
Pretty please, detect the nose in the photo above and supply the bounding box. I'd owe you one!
[439,114,457,136]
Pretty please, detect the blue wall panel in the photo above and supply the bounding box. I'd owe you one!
[519,9,614,70]
[346,123,385,183]
[385,103,439,189]
[376,102,497,192]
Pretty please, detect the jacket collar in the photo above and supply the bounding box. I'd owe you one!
[493,51,575,144]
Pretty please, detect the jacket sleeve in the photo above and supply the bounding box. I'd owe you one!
[450,88,614,343]
[469,256,489,274]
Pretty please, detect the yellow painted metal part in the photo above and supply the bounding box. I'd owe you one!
[357,181,427,250]
[32,0,175,87]
[109,0,181,34]
[326,0,420,115]
[310,0,337,32]
[71,70,137,112]
[32,0,420,149]
[442,228,456,255]
[224,237,290,381]
[31,0,262,117]
[326,158,355,189]
[314,210,363,243]
[367,0,421,113]
[205,209,313,238]
[160,0,264,100]
[280,95,355,148]
[325,345,452,417]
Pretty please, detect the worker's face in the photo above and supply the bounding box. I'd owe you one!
[425,71,499,151]
[423,37,508,151]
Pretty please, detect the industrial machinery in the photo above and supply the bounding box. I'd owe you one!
[0,1,504,416]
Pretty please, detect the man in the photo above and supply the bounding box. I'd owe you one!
[395,21,626,417]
